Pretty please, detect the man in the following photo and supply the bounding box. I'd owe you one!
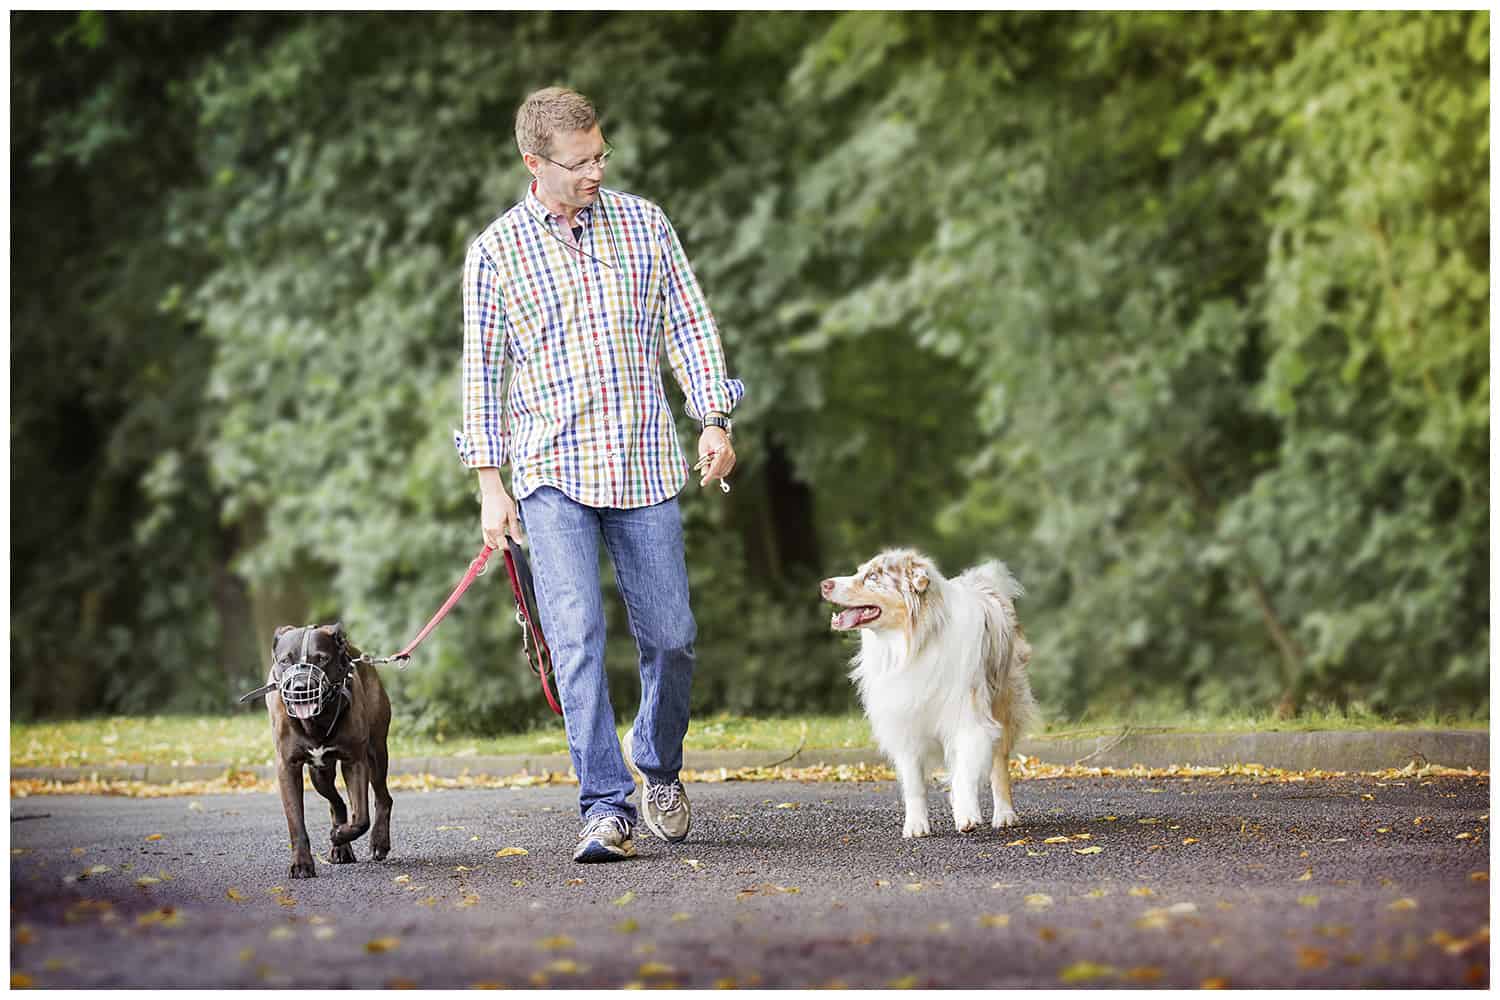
[455,87,742,863]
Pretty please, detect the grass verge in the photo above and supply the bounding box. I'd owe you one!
[9,708,1485,770]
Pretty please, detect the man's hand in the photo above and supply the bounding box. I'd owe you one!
[477,467,523,548]
[696,426,736,489]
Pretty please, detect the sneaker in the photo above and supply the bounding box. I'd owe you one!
[573,814,636,863]
[622,728,692,844]
[641,777,691,843]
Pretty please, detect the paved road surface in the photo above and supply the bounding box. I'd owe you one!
[9,772,1489,987]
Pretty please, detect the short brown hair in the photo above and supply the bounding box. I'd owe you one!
[514,86,598,158]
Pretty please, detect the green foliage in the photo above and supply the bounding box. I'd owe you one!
[11,12,1488,729]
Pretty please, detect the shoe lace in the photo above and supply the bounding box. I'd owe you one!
[580,814,628,840]
[646,780,683,811]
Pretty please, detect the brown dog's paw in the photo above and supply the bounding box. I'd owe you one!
[329,843,357,864]
[289,860,318,879]
[371,838,390,861]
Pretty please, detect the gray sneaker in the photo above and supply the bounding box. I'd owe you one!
[641,777,691,843]
[621,728,692,843]
[573,814,636,863]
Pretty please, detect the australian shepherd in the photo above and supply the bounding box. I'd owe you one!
[822,549,1040,838]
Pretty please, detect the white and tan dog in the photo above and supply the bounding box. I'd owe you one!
[822,549,1039,838]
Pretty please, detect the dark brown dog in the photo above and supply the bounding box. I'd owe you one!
[246,623,394,879]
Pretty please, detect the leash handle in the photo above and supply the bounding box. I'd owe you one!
[390,544,494,662]
[502,544,563,716]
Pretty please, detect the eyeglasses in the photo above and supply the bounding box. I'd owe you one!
[538,143,613,175]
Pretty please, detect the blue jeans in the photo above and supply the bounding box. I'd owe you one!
[518,486,696,825]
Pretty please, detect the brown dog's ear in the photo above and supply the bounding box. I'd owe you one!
[909,565,930,593]
[321,622,345,639]
[272,624,295,649]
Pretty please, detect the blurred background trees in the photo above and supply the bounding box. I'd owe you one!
[11,11,1488,729]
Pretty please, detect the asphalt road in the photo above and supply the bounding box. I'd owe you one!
[9,772,1490,987]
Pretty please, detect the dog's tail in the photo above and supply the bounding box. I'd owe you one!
[961,561,1039,742]
[956,560,1024,606]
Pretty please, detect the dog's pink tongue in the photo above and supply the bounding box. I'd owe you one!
[833,607,867,631]
[285,699,320,720]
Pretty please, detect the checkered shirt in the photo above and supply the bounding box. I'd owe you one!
[455,183,744,508]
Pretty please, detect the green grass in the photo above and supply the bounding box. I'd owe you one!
[9,707,1485,770]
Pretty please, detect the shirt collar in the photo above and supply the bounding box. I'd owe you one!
[524,180,594,231]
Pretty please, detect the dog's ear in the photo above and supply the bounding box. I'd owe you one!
[908,565,930,593]
[272,624,295,648]
[321,622,345,638]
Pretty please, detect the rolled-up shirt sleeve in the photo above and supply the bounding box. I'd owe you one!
[658,208,745,421]
[454,243,509,468]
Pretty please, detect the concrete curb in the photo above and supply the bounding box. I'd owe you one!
[9,730,1487,786]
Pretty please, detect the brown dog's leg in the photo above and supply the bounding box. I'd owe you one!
[277,760,317,878]
[332,756,371,847]
[309,763,355,864]
[369,731,393,861]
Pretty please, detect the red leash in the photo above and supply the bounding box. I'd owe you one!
[391,545,496,659]
[500,542,563,716]
[358,543,562,716]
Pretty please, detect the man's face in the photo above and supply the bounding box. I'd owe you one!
[527,125,606,211]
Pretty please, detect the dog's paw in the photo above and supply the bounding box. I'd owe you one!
[991,807,1020,829]
[329,842,356,864]
[288,860,318,879]
[955,812,983,834]
[371,842,390,861]
[902,815,932,838]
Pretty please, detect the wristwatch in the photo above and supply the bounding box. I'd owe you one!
[702,412,732,436]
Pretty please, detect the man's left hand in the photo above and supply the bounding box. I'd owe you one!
[697,427,736,489]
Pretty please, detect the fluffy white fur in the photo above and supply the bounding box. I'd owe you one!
[824,550,1040,837]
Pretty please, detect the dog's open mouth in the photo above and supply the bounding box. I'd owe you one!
[830,605,882,631]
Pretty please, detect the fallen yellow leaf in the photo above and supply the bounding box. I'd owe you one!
[1128,887,1155,897]
[394,875,412,884]
[1043,836,1071,845]
[1126,967,1163,982]
[1388,898,1418,912]
[226,888,247,902]
[145,834,164,841]
[495,847,529,858]
[365,937,401,953]
[614,890,636,906]
[638,962,676,978]
[615,919,640,934]
[1059,961,1116,983]
[979,914,1010,927]
[1025,893,1054,908]
[1298,895,1320,908]
[536,936,575,951]
[1201,977,1230,989]
[1182,838,1200,845]
[1295,869,1313,882]
[12,973,33,988]
[887,975,918,989]
[1074,846,1103,855]
[1469,872,1488,882]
